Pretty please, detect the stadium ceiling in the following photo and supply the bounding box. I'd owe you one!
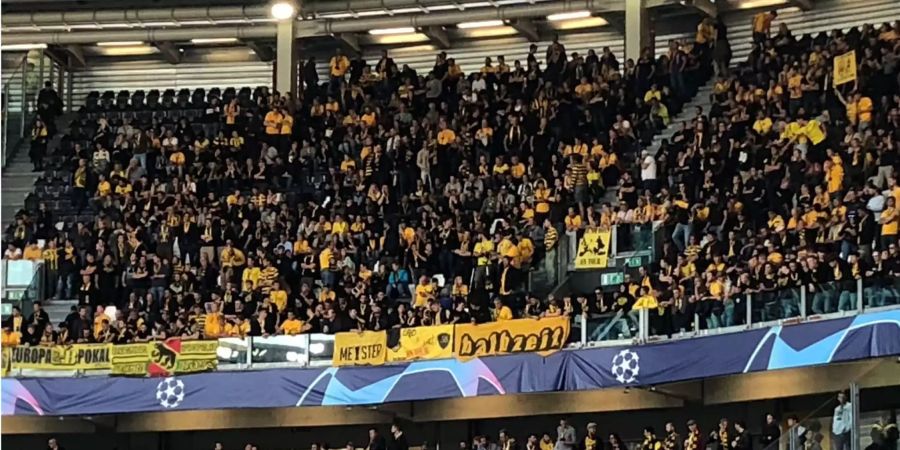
[0,0,811,64]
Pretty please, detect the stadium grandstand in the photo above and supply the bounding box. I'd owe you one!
[0,0,899,448]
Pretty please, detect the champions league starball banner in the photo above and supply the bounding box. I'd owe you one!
[3,310,899,416]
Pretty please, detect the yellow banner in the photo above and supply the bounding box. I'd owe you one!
[111,343,153,376]
[2,347,10,376]
[454,317,571,360]
[110,340,218,376]
[387,325,454,362]
[153,340,218,375]
[333,331,387,366]
[574,229,611,269]
[7,344,112,371]
[833,50,857,86]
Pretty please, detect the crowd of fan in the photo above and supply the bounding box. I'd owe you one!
[210,409,898,450]
[2,13,900,347]
[611,17,900,338]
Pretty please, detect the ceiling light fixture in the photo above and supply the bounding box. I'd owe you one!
[462,25,517,37]
[191,38,239,44]
[369,27,417,35]
[0,43,48,51]
[370,33,430,44]
[457,19,505,29]
[737,0,787,9]
[547,10,592,21]
[270,1,297,20]
[552,16,608,30]
[96,41,145,47]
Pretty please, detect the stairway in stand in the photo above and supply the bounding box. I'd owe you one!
[599,78,716,206]
[646,79,716,159]
[1,113,73,230]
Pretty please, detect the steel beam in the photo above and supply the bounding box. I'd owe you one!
[422,26,450,49]
[687,0,718,17]
[337,33,361,54]
[245,41,275,62]
[313,0,620,35]
[510,19,539,42]
[64,45,87,68]
[2,25,277,46]
[3,5,270,27]
[153,42,182,65]
[790,0,813,10]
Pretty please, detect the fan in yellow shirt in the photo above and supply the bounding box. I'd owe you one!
[270,284,288,312]
[330,51,350,78]
[279,311,311,335]
[880,198,899,239]
[437,122,456,146]
[574,78,594,99]
[414,276,436,308]
[564,209,583,231]
[224,318,251,337]
[203,304,224,338]
[492,298,513,321]
[97,176,112,196]
[22,243,43,261]
[632,287,659,310]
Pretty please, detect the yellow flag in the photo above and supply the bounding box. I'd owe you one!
[386,325,454,362]
[333,330,387,366]
[454,317,571,360]
[833,51,857,86]
[574,229,611,269]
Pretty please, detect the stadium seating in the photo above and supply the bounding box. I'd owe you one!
[2,16,899,349]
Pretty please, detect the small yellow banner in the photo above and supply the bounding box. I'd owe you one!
[833,50,857,86]
[111,339,218,377]
[386,325,454,362]
[333,330,387,366]
[7,344,112,371]
[574,229,611,269]
[454,316,571,360]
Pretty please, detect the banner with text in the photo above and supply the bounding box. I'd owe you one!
[386,325,454,362]
[454,316,571,360]
[111,339,217,376]
[333,331,387,366]
[7,344,112,371]
[574,229,611,269]
[833,50,857,86]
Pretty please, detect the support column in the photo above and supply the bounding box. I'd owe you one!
[275,19,299,98]
[850,382,860,450]
[66,71,74,113]
[625,0,650,63]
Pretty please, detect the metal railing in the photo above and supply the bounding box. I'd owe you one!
[578,275,899,347]
[0,259,45,321]
[4,279,896,378]
[1,50,60,169]
[1,55,30,169]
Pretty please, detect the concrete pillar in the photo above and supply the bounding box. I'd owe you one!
[625,0,650,63]
[275,19,299,98]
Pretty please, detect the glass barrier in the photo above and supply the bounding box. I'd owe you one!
[3,278,898,376]
[5,259,37,287]
[614,223,656,255]
[594,276,897,345]
[216,337,250,366]
[583,311,635,343]
[858,373,897,450]
[861,275,899,310]
[1,260,43,321]
[774,390,850,450]
[805,280,861,317]
[529,231,570,298]
[751,285,804,324]
[1,50,59,168]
